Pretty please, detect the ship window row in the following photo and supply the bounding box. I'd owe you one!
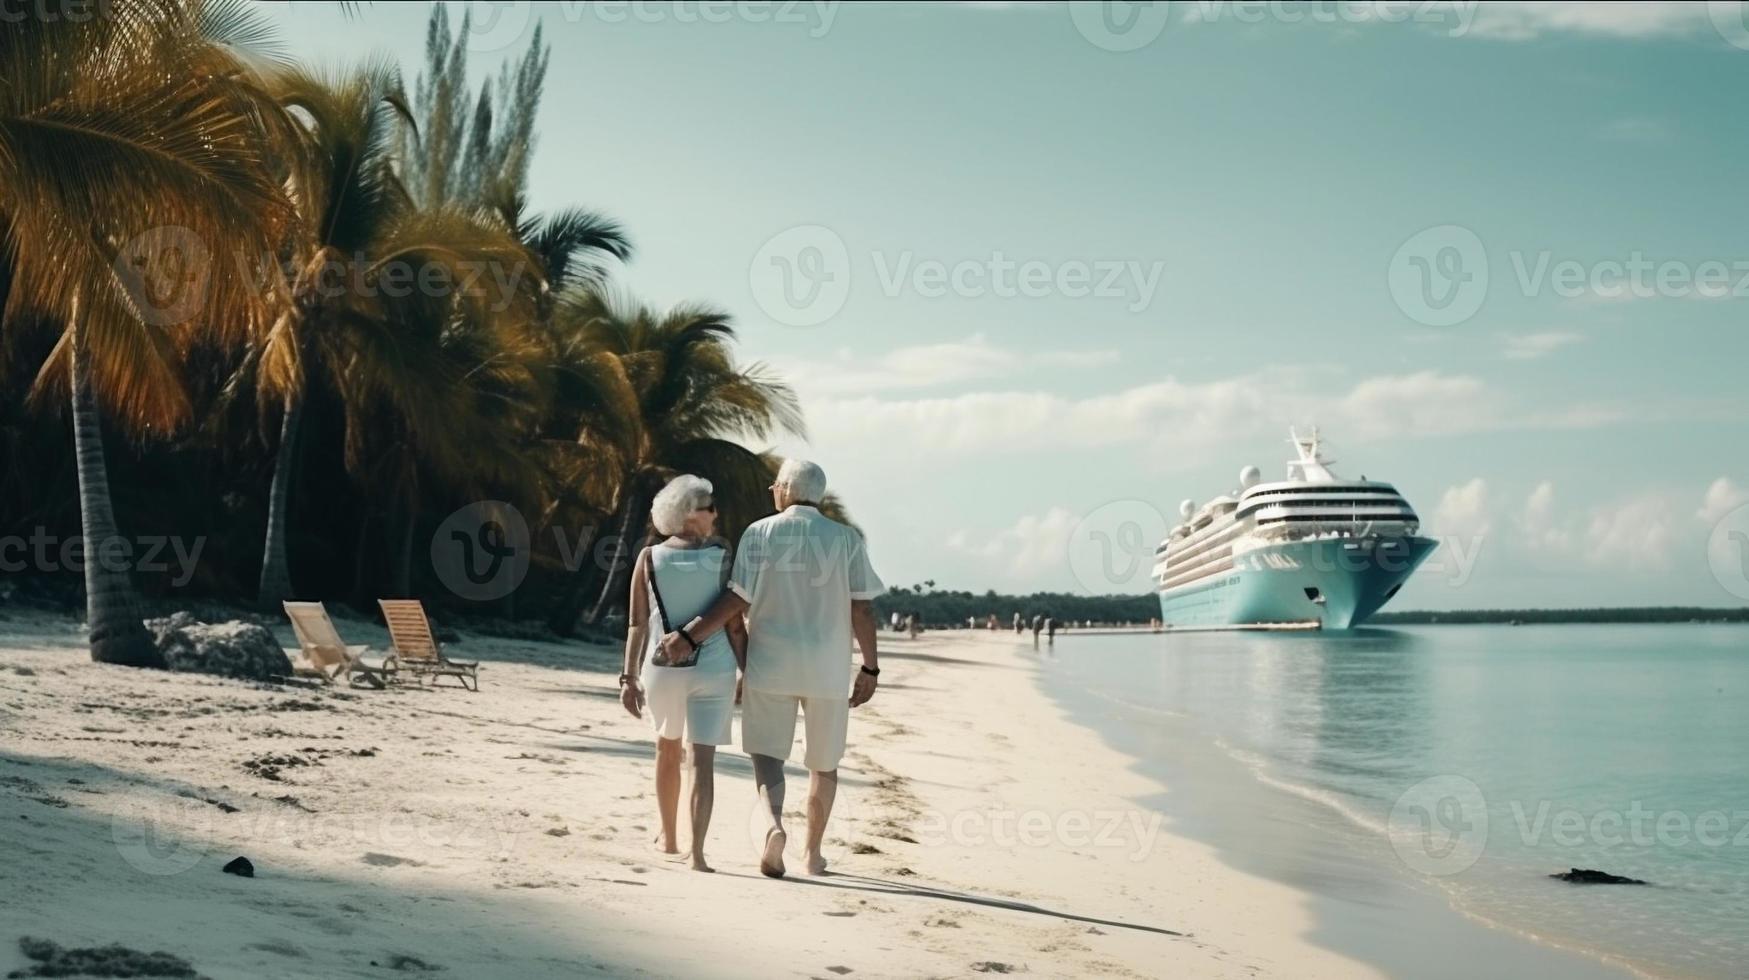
[1243,484,1398,498]
[1254,513,1419,526]
[1238,499,1412,519]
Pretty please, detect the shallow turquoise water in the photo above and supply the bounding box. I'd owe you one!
[1040,625,1749,978]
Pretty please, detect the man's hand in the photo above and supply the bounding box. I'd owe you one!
[619,679,644,718]
[655,631,691,665]
[850,670,877,707]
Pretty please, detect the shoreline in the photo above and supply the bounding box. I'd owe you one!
[0,609,1390,978]
[1035,628,1665,980]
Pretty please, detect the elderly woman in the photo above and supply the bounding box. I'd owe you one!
[618,474,746,872]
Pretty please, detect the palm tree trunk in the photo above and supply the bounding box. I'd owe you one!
[68,309,162,668]
[585,480,653,626]
[255,392,303,607]
[546,524,600,636]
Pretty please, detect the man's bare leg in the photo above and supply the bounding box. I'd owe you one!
[687,744,717,872]
[654,737,683,854]
[801,769,838,876]
[752,752,787,877]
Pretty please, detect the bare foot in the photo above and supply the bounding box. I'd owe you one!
[760,828,787,878]
[803,849,829,876]
[652,831,680,855]
[689,854,716,873]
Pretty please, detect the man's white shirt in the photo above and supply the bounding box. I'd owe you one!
[728,504,883,698]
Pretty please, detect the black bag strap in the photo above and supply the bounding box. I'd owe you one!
[642,547,671,634]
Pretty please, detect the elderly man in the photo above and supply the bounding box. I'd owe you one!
[657,459,882,877]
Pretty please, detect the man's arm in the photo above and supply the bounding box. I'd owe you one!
[849,599,879,707]
[655,590,750,665]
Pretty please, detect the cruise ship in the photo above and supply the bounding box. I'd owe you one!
[1153,429,1437,630]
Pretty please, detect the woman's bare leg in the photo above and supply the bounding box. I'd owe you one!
[654,736,683,853]
[687,744,717,872]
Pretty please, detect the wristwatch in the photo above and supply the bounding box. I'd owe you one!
[618,673,634,687]
[860,665,880,677]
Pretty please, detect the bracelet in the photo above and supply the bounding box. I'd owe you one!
[618,673,635,687]
[860,664,880,677]
[678,627,699,651]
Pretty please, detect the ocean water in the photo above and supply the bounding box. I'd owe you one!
[1037,625,1749,979]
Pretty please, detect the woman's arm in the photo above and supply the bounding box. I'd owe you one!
[619,548,650,718]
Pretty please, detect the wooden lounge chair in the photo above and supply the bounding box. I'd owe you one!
[377,599,479,691]
[283,601,395,689]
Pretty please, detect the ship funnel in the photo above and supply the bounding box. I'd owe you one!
[1239,465,1261,490]
[1179,499,1195,519]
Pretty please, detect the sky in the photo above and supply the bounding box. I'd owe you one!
[261,1,1749,610]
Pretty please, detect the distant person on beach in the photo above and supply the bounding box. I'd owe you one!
[907,612,919,638]
[617,475,746,873]
[1031,614,1043,648]
[1046,616,1057,645]
[1012,612,1022,634]
[656,459,883,878]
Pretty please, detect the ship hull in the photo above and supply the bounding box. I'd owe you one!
[1158,535,1437,630]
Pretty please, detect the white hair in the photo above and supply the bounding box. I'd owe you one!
[774,458,827,502]
[650,474,714,536]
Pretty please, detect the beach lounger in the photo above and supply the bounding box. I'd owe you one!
[377,599,479,691]
[283,601,395,689]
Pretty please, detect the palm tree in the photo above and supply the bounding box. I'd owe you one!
[1,0,295,665]
[250,60,412,606]
[543,291,805,631]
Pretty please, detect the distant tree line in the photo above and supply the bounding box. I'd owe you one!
[872,585,1156,628]
[1373,607,1749,625]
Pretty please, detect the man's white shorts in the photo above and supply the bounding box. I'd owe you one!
[740,686,849,772]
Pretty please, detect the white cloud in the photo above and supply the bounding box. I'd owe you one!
[1503,331,1585,360]
[1583,493,1681,571]
[948,506,1080,580]
[799,365,1621,462]
[1518,480,1572,554]
[1699,477,1749,524]
[1457,2,1720,42]
[1433,477,1491,539]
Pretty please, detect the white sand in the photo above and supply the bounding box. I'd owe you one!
[0,609,1380,979]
